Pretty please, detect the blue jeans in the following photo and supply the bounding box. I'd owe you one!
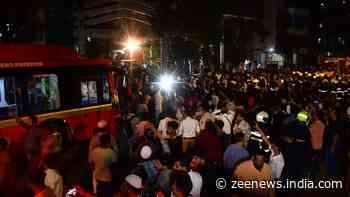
[97,180,113,197]
[324,148,337,177]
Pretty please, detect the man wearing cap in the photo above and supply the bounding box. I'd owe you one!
[282,111,312,179]
[136,145,159,185]
[214,103,235,148]
[116,174,142,197]
[157,111,179,155]
[247,111,271,156]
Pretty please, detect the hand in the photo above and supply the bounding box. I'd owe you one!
[154,159,163,171]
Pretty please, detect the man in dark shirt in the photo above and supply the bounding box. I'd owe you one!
[195,121,223,165]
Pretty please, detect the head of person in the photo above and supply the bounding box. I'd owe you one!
[43,153,60,171]
[28,170,46,191]
[189,150,206,171]
[99,133,111,148]
[173,158,189,173]
[122,174,142,197]
[231,132,245,145]
[205,121,218,134]
[256,111,270,131]
[219,101,228,113]
[170,172,193,197]
[311,110,324,123]
[252,150,267,171]
[271,140,281,155]
[144,128,156,142]
[201,103,210,113]
[234,108,245,123]
[215,119,224,131]
[167,121,179,137]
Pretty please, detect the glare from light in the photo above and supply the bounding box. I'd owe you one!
[125,38,140,53]
[268,48,275,53]
[158,74,175,92]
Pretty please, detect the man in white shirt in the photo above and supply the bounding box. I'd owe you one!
[43,154,63,197]
[214,104,235,148]
[188,170,203,197]
[232,109,251,146]
[157,113,178,154]
[177,110,200,153]
[91,133,117,197]
[199,104,215,131]
[269,142,285,180]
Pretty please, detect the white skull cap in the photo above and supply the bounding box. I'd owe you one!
[125,174,142,189]
[140,145,152,160]
[256,111,269,124]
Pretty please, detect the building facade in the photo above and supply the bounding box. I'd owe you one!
[314,0,350,62]
[75,0,156,63]
[276,0,315,65]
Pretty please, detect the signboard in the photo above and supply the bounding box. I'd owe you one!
[0,62,44,68]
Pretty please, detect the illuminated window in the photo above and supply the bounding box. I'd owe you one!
[0,78,8,107]
[80,81,98,105]
[26,74,60,113]
[102,74,110,102]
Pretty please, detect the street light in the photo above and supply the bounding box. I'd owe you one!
[158,74,175,92]
[153,74,181,93]
[268,47,275,53]
[124,38,140,54]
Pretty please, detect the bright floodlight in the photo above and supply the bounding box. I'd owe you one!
[159,74,175,92]
[268,47,275,53]
[125,38,140,53]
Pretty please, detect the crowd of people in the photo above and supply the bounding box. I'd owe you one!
[0,67,350,197]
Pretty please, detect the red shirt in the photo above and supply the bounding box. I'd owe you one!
[195,130,223,164]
